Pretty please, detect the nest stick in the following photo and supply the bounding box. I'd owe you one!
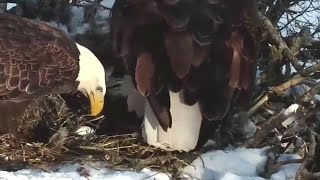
[295,134,316,180]
[248,75,306,117]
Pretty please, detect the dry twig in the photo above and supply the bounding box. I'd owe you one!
[295,134,316,180]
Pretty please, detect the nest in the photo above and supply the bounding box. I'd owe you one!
[2,74,320,179]
[0,94,198,176]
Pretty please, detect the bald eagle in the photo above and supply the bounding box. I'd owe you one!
[0,13,106,135]
[111,0,260,151]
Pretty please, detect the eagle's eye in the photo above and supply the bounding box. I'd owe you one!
[96,86,103,92]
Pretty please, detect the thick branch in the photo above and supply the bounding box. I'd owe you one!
[258,13,313,72]
[265,0,298,24]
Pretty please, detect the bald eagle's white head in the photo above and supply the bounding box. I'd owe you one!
[75,43,106,116]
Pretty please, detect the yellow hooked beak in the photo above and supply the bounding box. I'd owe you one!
[89,91,105,116]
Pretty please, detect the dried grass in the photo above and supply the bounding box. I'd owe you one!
[0,94,198,176]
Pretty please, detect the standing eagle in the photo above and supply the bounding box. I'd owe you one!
[0,13,106,135]
[110,0,260,151]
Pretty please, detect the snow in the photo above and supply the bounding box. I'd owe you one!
[283,104,299,116]
[92,1,112,34]
[235,112,258,137]
[270,154,302,180]
[49,0,114,36]
[0,147,302,180]
[0,162,171,180]
[47,21,69,35]
[256,68,263,80]
[6,3,16,10]
[101,0,115,8]
[181,147,269,180]
[68,6,90,36]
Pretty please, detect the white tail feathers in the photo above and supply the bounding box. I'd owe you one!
[142,91,202,152]
[120,76,202,152]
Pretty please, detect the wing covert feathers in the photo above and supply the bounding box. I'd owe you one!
[165,31,194,79]
[111,0,260,130]
[135,53,155,96]
[0,13,80,102]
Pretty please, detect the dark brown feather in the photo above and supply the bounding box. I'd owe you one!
[146,88,172,131]
[0,13,80,102]
[192,45,209,67]
[135,52,155,96]
[164,31,194,79]
[110,0,260,131]
[227,31,244,89]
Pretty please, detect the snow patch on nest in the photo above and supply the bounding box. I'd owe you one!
[0,162,171,180]
[0,147,302,180]
[181,147,301,180]
[182,147,269,180]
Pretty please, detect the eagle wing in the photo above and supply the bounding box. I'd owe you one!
[111,0,260,130]
[0,13,80,102]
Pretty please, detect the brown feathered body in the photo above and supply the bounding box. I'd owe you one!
[111,0,260,151]
[0,13,80,135]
